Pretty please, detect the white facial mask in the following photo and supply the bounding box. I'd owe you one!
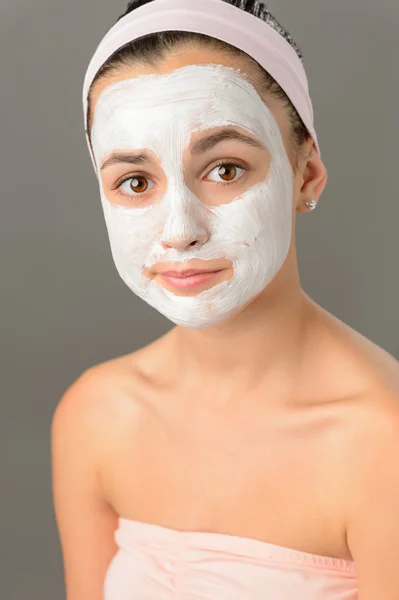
[91,64,294,329]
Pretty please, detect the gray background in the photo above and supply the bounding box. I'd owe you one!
[1,0,398,597]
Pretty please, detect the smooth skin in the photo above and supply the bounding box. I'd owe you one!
[52,45,399,600]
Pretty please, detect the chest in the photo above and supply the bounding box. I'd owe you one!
[102,397,352,560]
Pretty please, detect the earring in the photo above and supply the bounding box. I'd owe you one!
[305,200,317,210]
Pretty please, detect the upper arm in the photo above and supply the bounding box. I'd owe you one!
[345,404,399,599]
[51,369,119,600]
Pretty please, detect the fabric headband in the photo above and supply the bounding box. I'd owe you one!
[82,0,320,175]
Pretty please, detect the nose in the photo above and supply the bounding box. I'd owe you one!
[160,232,208,251]
[158,185,209,251]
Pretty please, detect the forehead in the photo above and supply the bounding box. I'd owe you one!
[91,64,279,154]
[94,63,260,108]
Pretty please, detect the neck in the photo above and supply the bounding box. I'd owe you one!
[167,252,316,405]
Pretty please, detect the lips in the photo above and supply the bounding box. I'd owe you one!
[160,269,222,278]
[158,269,225,290]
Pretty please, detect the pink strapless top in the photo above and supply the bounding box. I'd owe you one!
[104,517,357,599]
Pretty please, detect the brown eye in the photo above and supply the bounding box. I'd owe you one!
[128,176,148,194]
[206,162,246,185]
[217,164,237,181]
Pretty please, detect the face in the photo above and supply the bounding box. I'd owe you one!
[89,48,306,329]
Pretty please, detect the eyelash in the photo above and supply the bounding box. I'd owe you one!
[111,160,249,199]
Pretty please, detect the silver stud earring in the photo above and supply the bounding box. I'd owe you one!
[305,200,317,210]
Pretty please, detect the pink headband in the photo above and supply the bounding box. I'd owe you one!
[82,0,320,174]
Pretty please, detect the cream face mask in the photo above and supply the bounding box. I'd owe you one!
[90,64,294,329]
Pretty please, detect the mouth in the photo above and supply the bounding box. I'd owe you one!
[158,268,225,290]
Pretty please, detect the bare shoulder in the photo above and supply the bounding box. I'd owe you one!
[309,301,399,403]
[305,301,399,478]
[54,359,134,427]
[51,357,153,600]
[341,386,399,569]
[314,305,399,489]
[52,345,161,465]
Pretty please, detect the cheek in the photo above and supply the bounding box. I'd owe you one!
[141,265,154,280]
[105,209,160,261]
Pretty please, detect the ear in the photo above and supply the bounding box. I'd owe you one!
[295,140,328,213]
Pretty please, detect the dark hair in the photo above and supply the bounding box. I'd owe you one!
[86,0,311,168]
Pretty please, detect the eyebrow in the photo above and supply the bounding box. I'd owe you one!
[101,152,155,171]
[190,128,265,155]
[100,129,264,171]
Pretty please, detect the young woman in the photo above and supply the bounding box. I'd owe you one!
[51,0,399,598]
